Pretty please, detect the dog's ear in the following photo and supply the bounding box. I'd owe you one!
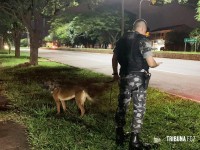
[54,83,59,87]
[52,80,60,87]
[42,81,51,89]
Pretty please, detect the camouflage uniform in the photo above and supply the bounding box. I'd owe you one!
[114,31,152,134]
[115,73,147,133]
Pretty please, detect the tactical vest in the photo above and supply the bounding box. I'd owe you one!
[115,31,149,75]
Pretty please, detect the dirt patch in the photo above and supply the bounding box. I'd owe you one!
[0,95,30,149]
[14,62,32,68]
[0,95,9,108]
[0,121,30,150]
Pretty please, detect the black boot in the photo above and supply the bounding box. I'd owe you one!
[116,127,125,146]
[129,132,143,150]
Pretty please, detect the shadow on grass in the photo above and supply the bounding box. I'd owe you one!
[2,64,114,116]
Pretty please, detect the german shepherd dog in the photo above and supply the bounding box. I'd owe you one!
[44,81,93,117]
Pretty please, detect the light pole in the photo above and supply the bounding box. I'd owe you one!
[139,0,150,19]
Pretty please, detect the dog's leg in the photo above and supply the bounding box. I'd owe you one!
[53,95,61,115]
[61,101,67,113]
[56,101,61,115]
[77,102,85,117]
[75,91,86,117]
[61,101,74,115]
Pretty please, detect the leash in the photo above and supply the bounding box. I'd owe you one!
[105,80,116,104]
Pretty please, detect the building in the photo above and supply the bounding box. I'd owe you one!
[150,24,192,51]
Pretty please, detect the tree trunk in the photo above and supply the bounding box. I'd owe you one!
[15,40,20,57]
[14,31,21,57]
[22,9,44,66]
[0,36,3,49]
[30,32,39,66]
[29,31,39,65]
[8,39,12,54]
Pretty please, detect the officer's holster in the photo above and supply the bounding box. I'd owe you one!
[143,72,151,90]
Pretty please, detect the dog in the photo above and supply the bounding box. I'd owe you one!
[44,81,93,117]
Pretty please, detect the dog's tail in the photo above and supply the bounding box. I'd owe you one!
[85,92,94,102]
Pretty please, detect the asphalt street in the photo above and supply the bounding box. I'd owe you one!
[38,49,200,102]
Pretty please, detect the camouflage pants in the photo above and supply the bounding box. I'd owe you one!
[115,74,147,133]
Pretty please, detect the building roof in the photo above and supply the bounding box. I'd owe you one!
[150,24,192,32]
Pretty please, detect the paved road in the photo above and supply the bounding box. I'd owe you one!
[38,49,200,102]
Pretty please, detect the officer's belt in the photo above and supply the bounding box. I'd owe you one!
[120,71,146,77]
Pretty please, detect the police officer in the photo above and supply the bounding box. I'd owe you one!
[112,19,162,149]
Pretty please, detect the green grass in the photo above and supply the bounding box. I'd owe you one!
[154,51,200,55]
[0,52,200,150]
[0,49,10,54]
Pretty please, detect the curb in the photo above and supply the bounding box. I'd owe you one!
[40,47,200,61]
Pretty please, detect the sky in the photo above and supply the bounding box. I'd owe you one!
[106,0,199,30]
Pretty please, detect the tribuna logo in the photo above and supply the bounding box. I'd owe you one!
[166,136,195,142]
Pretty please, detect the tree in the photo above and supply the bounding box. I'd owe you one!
[196,0,200,21]
[0,0,57,64]
[0,36,3,50]
[0,0,103,65]
[48,14,75,46]
[190,27,200,51]
[49,6,135,48]
[12,22,24,57]
[0,12,24,56]
[151,0,198,8]
[165,31,189,50]
[156,0,197,5]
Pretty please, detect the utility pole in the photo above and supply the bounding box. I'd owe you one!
[139,0,150,19]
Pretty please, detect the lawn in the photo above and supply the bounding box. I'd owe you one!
[153,51,200,55]
[0,51,199,150]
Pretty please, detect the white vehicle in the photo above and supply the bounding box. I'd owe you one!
[152,39,165,51]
